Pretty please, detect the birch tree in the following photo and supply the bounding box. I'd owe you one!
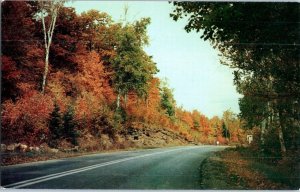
[38,0,65,94]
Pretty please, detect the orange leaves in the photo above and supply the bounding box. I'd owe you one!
[182,111,194,128]
[73,51,106,97]
[2,91,54,145]
[48,72,67,97]
[125,78,163,125]
[147,78,161,107]
[230,130,239,142]
[16,83,36,97]
[2,91,53,125]
[102,79,116,104]
[1,2,250,149]
[45,46,117,141]
[74,92,101,121]
[48,50,108,105]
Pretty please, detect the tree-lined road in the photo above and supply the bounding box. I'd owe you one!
[1,146,226,189]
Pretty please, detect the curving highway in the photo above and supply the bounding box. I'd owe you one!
[1,145,226,189]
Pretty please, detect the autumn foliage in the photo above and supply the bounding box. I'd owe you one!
[1,1,244,148]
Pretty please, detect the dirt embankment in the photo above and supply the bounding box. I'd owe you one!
[1,126,191,166]
[127,127,189,147]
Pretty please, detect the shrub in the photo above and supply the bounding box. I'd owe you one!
[1,91,53,145]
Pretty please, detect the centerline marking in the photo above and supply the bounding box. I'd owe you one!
[3,146,198,189]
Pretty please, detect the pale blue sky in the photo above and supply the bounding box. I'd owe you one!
[68,1,242,118]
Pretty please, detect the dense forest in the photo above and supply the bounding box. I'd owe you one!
[1,1,245,152]
[171,2,300,157]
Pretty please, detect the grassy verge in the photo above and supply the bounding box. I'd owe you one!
[200,147,299,190]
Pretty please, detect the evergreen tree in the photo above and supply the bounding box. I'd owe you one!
[63,105,78,145]
[49,102,63,146]
[222,122,230,139]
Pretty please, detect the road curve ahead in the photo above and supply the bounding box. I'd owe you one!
[1,145,226,189]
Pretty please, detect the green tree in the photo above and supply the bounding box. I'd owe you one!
[111,18,158,109]
[170,2,300,155]
[160,82,176,117]
[222,122,230,139]
[222,110,235,140]
[49,102,63,146]
[63,105,78,145]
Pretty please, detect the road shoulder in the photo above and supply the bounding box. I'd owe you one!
[200,147,297,190]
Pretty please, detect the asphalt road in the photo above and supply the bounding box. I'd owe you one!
[1,145,226,189]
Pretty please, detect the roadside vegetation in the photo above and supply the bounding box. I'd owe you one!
[171,2,299,189]
[201,146,299,190]
[1,1,299,189]
[1,1,245,165]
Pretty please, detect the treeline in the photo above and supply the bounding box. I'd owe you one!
[1,1,244,149]
[171,2,300,156]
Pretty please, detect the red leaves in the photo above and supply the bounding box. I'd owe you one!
[2,91,54,145]
[2,1,35,42]
[1,2,248,149]
[1,56,21,80]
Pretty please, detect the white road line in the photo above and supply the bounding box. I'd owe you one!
[3,146,198,189]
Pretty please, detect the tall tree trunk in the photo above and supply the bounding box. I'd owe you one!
[292,100,300,149]
[124,94,127,108]
[276,102,287,155]
[40,2,59,94]
[116,91,121,109]
[261,101,271,151]
[291,117,300,149]
[41,49,49,94]
[146,98,149,108]
[277,124,286,154]
[260,118,266,148]
[270,99,287,156]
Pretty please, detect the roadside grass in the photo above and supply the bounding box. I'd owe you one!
[200,154,247,189]
[236,146,300,189]
[200,147,299,190]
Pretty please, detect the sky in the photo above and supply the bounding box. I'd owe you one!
[68,1,242,118]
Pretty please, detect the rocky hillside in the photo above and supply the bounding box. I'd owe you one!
[1,126,191,166]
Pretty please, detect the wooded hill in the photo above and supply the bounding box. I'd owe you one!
[1,1,244,152]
